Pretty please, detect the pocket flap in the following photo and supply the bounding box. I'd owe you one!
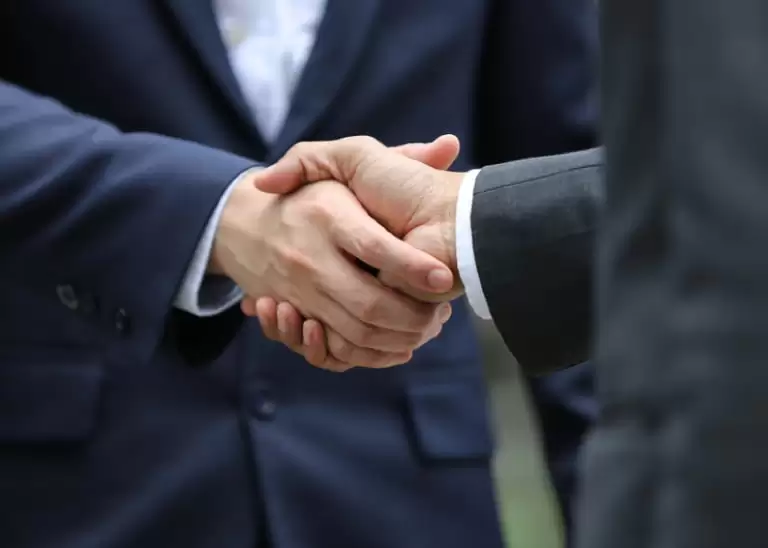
[0,356,103,443]
[405,381,495,461]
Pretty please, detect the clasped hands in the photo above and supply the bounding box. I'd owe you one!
[209,134,466,371]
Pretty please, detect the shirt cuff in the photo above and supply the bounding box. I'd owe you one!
[456,169,492,320]
[173,170,256,317]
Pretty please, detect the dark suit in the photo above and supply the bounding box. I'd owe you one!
[0,1,596,547]
[581,1,768,546]
[472,2,768,546]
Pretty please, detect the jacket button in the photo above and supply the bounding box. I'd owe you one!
[56,284,80,311]
[114,308,130,334]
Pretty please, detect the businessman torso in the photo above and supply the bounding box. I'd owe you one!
[0,1,593,547]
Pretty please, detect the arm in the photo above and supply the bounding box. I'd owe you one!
[0,81,256,363]
[468,147,604,374]
[242,137,603,375]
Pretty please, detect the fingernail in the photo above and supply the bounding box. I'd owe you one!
[427,268,453,291]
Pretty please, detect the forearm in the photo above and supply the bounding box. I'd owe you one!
[464,147,604,374]
[0,81,257,360]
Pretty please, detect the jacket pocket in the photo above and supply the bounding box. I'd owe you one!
[0,348,104,443]
[404,380,495,462]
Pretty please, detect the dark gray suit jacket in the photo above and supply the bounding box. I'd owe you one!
[474,1,768,546]
[471,147,603,375]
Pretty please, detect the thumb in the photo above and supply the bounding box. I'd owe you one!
[334,202,455,294]
[253,134,461,195]
[391,134,460,171]
[252,137,387,195]
[250,156,312,196]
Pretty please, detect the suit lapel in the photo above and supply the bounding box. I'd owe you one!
[270,0,381,160]
[160,0,261,141]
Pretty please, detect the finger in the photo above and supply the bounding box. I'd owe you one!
[331,208,454,294]
[391,134,460,171]
[304,316,424,371]
[253,134,461,196]
[241,296,258,316]
[302,321,414,370]
[258,302,351,370]
[325,329,413,369]
[318,252,453,339]
[249,294,415,370]
[302,320,332,367]
[311,286,428,351]
[255,297,280,341]
[253,136,388,194]
[414,307,451,350]
[303,311,439,361]
[277,301,303,349]
[302,321,359,372]
[379,269,465,303]
[279,313,421,372]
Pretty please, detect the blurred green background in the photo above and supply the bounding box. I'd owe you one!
[475,316,564,548]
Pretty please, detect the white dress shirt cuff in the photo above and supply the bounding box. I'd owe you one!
[456,169,492,320]
[173,171,253,317]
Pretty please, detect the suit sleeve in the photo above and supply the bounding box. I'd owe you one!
[471,148,604,375]
[0,81,257,364]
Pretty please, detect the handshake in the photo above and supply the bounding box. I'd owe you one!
[209,134,468,372]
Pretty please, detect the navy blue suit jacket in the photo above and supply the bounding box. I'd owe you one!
[0,1,597,547]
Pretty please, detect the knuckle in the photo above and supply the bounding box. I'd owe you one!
[305,352,324,368]
[406,330,425,349]
[278,246,314,274]
[288,141,311,157]
[355,294,385,324]
[284,141,320,180]
[303,197,332,224]
[408,305,438,331]
[370,328,421,354]
[349,322,379,348]
[328,334,354,363]
[357,233,386,261]
[357,135,380,149]
[390,331,423,353]
[345,135,380,149]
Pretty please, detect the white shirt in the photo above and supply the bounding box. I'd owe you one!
[214,0,326,142]
[175,0,491,321]
[455,170,491,319]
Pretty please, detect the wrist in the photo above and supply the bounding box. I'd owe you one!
[430,171,463,274]
[393,171,463,298]
[209,170,273,278]
[207,245,227,277]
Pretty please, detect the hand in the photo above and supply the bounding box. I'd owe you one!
[239,135,467,369]
[253,134,465,301]
[250,295,453,372]
[210,173,454,371]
